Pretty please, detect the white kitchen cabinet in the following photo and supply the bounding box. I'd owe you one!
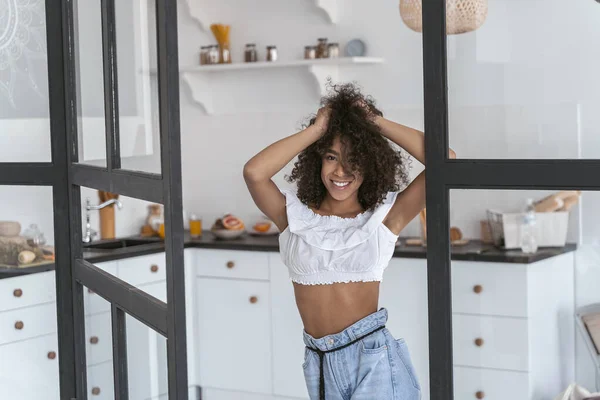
[451,261,528,317]
[0,333,60,400]
[86,312,113,366]
[269,253,308,399]
[0,270,55,312]
[453,313,529,371]
[196,276,272,394]
[87,361,115,399]
[195,248,270,281]
[379,258,430,400]
[118,253,166,287]
[454,366,529,400]
[0,302,57,345]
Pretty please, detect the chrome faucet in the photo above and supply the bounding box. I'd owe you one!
[82,198,124,243]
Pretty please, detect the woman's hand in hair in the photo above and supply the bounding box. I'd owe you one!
[313,106,331,136]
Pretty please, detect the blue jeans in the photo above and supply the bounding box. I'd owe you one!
[302,308,421,400]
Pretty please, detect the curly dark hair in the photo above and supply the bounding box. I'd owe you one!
[285,81,410,212]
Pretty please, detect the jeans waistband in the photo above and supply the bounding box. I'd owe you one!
[302,308,388,352]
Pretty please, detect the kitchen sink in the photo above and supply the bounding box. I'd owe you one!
[83,238,161,250]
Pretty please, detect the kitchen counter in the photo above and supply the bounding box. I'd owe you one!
[0,231,577,279]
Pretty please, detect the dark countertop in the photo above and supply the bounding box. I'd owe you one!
[0,231,577,279]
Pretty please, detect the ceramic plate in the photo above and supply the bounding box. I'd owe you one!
[345,39,366,57]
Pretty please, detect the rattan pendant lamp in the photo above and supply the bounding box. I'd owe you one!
[399,0,488,34]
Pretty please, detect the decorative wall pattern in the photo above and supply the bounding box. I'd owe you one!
[0,0,48,117]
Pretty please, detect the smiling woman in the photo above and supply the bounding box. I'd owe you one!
[243,81,455,400]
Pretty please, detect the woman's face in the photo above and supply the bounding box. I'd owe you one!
[321,136,364,201]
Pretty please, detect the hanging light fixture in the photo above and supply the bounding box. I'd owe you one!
[399,0,488,35]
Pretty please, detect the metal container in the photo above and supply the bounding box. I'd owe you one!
[266,45,278,62]
[304,46,316,60]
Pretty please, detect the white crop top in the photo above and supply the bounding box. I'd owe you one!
[278,188,400,285]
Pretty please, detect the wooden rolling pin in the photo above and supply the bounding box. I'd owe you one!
[534,191,581,213]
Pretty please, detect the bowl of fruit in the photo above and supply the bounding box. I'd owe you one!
[249,217,279,236]
[211,214,246,240]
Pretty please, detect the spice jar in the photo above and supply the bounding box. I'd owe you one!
[327,42,340,58]
[304,46,316,60]
[316,38,328,58]
[244,44,258,62]
[208,45,219,64]
[199,46,209,65]
[266,45,278,62]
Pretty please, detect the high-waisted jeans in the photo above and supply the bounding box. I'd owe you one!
[302,308,421,400]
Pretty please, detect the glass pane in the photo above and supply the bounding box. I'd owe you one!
[444,1,599,159]
[0,0,51,162]
[115,0,161,174]
[0,186,58,397]
[127,283,168,399]
[83,291,114,399]
[79,187,161,293]
[73,0,106,166]
[444,189,596,398]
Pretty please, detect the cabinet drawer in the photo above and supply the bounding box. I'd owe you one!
[453,314,529,371]
[118,253,166,287]
[452,261,528,317]
[84,262,117,315]
[196,277,272,394]
[0,333,60,399]
[454,366,529,400]
[0,271,56,312]
[0,302,57,345]
[87,361,114,400]
[195,249,269,281]
[86,312,112,366]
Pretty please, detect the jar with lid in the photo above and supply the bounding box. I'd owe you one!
[327,42,340,58]
[266,45,278,62]
[244,44,258,62]
[316,38,328,58]
[199,46,209,65]
[23,224,46,247]
[208,45,219,64]
[304,45,316,60]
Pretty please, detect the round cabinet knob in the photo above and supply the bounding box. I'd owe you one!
[14,321,24,330]
[90,336,99,344]
[474,338,484,347]
[249,296,258,304]
[473,285,483,294]
[13,289,23,297]
[226,261,235,269]
[475,391,485,399]
[150,264,159,273]
[91,387,101,395]
[47,351,57,360]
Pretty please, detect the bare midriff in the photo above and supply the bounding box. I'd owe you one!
[293,281,380,339]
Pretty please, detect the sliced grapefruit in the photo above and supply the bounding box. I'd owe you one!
[222,214,245,230]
